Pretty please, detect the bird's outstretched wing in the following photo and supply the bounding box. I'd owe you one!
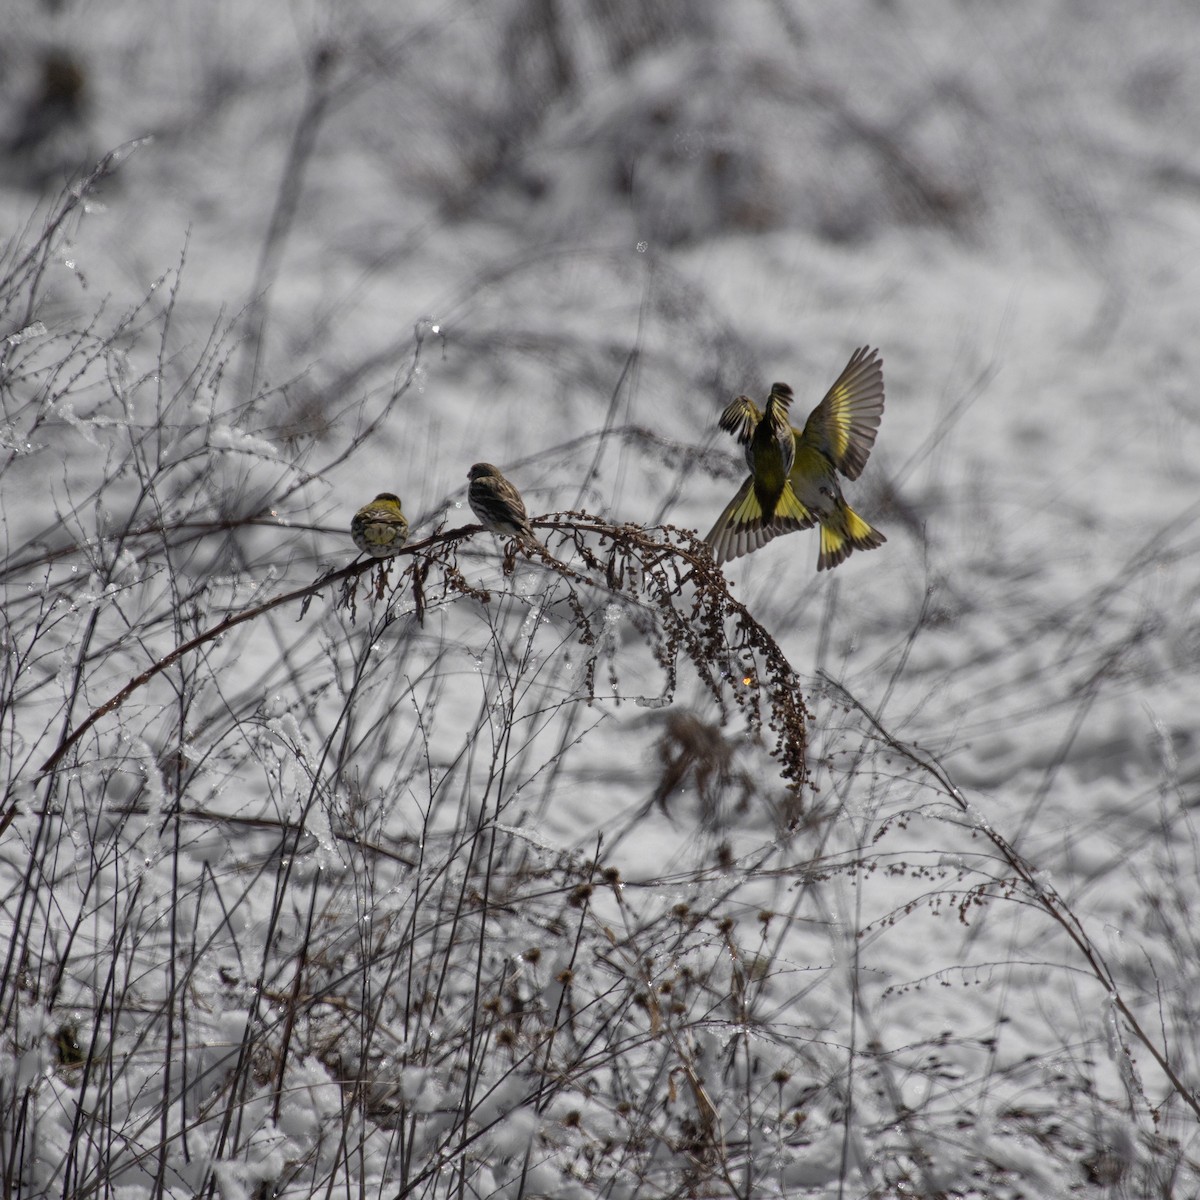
[717,395,762,445]
[794,346,884,481]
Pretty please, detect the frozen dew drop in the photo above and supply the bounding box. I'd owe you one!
[636,241,648,253]
[5,321,46,346]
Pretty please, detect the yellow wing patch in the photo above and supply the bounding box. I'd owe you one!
[795,346,884,481]
[704,478,814,566]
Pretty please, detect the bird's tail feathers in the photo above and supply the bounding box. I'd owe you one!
[522,528,549,554]
[773,482,816,533]
[705,480,813,566]
[817,503,886,571]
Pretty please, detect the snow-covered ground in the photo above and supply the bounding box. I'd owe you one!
[3,1,1200,1195]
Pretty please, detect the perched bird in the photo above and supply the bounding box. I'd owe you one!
[789,346,887,571]
[468,462,538,543]
[703,383,815,565]
[705,347,886,571]
[351,492,409,557]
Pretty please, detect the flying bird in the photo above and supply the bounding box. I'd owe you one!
[704,382,815,565]
[789,345,886,571]
[705,347,886,570]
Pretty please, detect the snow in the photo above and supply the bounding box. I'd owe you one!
[4,0,1200,1195]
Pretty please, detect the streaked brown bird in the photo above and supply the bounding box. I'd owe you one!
[467,462,537,543]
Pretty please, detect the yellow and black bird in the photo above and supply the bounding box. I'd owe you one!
[703,382,815,565]
[351,492,409,557]
[789,346,886,570]
[706,347,886,571]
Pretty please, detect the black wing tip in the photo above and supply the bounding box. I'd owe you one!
[841,347,884,395]
[718,395,758,442]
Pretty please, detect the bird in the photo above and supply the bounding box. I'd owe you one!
[5,50,91,188]
[788,345,887,571]
[703,382,816,565]
[351,493,409,557]
[467,462,539,544]
[705,347,886,570]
